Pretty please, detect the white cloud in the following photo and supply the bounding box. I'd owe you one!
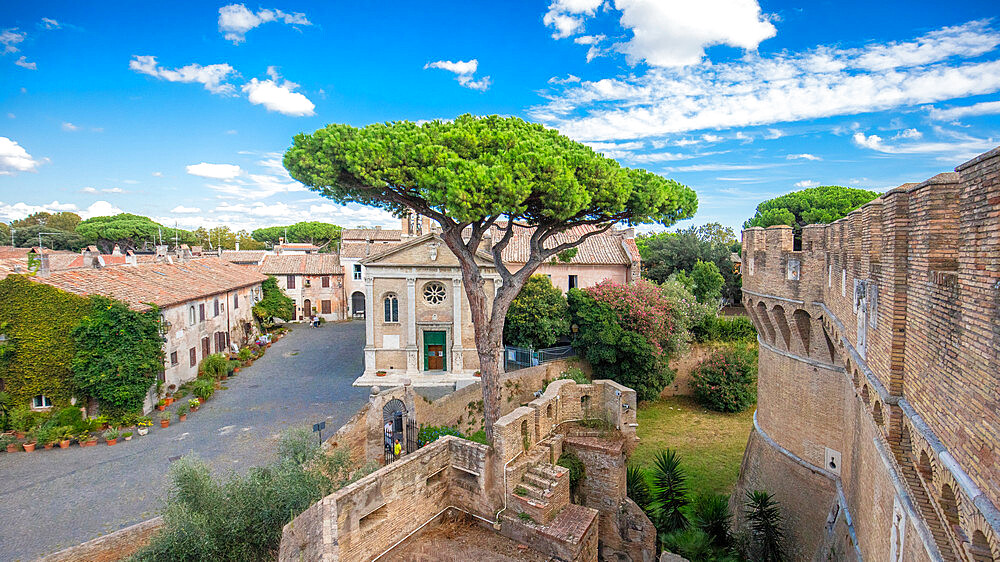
[549,74,582,85]
[40,18,61,30]
[701,133,722,142]
[787,153,820,161]
[218,4,311,44]
[424,59,491,91]
[666,163,775,172]
[927,100,1000,120]
[242,67,315,116]
[80,201,122,219]
[764,129,784,140]
[531,21,1000,141]
[186,162,243,179]
[543,0,604,39]
[1,29,25,54]
[102,187,125,193]
[62,122,78,131]
[129,55,237,95]
[152,171,163,177]
[630,152,688,162]
[14,56,35,70]
[0,200,120,222]
[893,128,922,140]
[794,180,819,188]
[80,187,98,194]
[171,205,202,213]
[0,137,43,174]
[852,129,996,157]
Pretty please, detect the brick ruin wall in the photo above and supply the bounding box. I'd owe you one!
[735,146,1000,561]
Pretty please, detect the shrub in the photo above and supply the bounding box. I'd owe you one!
[200,354,229,380]
[742,490,785,562]
[690,346,758,413]
[557,366,589,385]
[661,528,715,561]
[191,379,215,401]
[503,274,569,349]
[72,296,163,416]
[253,276,295,327]
[650,449,688,534]
[557,451,585,499]
[690,260,724,303]
[626,464,651,510]
[693,314,757,343]
[416,425,463,446]
[693,493,732,549]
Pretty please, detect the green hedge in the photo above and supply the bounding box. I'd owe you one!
[0,276,91,409]
[693,314,757,344]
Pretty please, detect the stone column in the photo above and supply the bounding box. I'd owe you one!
[451,277,464,373]
[364,276,375,374]
[406,277,419,375]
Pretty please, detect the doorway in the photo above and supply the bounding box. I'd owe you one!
[303,299,312,320]
[351,291,365,317]
[423,330,446,371]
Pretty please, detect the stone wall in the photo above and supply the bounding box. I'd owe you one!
[39,517,163,562]
[737,146,1000,561]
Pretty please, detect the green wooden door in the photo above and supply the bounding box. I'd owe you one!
[423,331,446,371]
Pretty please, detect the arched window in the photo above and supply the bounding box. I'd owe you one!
[213,297,220,317]
[384,294,399,323]
[188,305,196,326]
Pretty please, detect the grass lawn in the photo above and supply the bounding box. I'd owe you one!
[632,395,754,499]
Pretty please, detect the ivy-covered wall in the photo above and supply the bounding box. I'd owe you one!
[0,275,91,409]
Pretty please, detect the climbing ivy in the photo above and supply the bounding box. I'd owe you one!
[0,276,91,409]
[253,276,295,327]
[72,296,164,416]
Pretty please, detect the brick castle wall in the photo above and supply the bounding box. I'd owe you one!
[735,146,1000,561]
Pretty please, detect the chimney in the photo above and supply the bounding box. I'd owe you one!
[365,238,372,256]
[96,256,106,269]
[155,245,168,263]
[620,227,635,239]
[125,250,137,266]
[235,241,240,251]
[111,244,122,256]
[30,249,50,277]
[375,225,382,230]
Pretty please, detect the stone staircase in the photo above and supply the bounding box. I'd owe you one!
[512,462,569,524]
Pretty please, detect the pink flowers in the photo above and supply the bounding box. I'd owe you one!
[586,279,680,359]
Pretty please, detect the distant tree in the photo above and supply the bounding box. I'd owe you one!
[11,211,82,232]
[503,274,569,349]
[235,230,265,250]
[284,114,697,443]
[639,223,741,303]
[13,224,86,251]
[743,185,879,234]
[287,221,341,249]
[0,223,10,245]
[76,213,196,252]
[250,225,286,246]
[690,260,724,303]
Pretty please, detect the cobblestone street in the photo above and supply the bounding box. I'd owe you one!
[0,321,368,562]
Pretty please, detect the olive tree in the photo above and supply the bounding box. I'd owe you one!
[284,114,697,442]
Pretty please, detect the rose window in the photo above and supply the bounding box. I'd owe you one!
[423,282,446,305]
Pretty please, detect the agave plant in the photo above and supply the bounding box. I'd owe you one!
[744,490,785,561]
[626,464,651,511]
[650,449,689,534]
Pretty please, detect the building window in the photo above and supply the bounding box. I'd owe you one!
[321,276,330,288]
[170,351,179,366]
[199,303,205,322]
[384,294,399,323]
[423,282,446,305]
[321,300,331,314]
[287,275,296,289]
[189,347,197,367]
[188,305,196,326]
[353,264,362,280]
[568,275,578,289]
[32,395,52,409]
[233,293,238,309]
[213,297,220,317]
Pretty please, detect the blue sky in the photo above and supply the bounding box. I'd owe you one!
[1,0,998,235]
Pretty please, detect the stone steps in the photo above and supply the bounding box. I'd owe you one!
[512,461,570,524]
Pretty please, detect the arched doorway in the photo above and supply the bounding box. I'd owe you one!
[302,299,312,321]
[382,398,414,463]
[351,291,365,318]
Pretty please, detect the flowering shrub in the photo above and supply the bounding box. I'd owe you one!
[689,346,758,413]
[569,279,705,401]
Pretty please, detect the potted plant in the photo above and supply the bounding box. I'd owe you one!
[157,398,167,411]
[103,427,120,446]
[136,417,152,436]
[36,426,54,449]
[474,370,481,377]
[23,430,37,452]
[0,435,16,453]
[58,426,72,448]
[189,399,200,413]
[159,411,171,428]
[176,403,189,422]
[122,431,133,442]
[94,415,110,430]
[376,370,387,377]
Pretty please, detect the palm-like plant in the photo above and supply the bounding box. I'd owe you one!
[650,449,689,534]
[744,490,785,561]
[693,493,732,549]
[626,464,651,510]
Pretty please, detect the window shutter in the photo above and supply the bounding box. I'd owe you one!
[322,276,330,288]
[199,304,205,321]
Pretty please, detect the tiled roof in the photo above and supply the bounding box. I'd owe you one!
[0,246,73,259]
[221,250,268,264]
[339,241,403,259]
[341,228,403,241]
[31,257,267,310]
[259,254,343,275]
[277,243,320,250]
[487,224,637,265]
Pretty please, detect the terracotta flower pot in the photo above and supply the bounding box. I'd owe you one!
[59,440,70,448]
[234,367,240,373]
[125,435,132,441]
[160,419,170,428]
[197,397,205,404]
[179,414,187,422]
[376,372,387,377]
[86,439,98,447]
[165,397,174,406]
[23,442,36,452]
[44,443,54,450]
[157,404,166,411]
[14,432,25,439]
[191,406,198,413]
[5,443,17,453]
[107,439,117,446]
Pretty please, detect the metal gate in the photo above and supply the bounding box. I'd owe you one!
[383,399,417,464]
[503,345,576,371]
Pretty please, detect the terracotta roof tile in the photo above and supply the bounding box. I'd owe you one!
[341,228,403,241]
[221,250,268,264]
[259,254,343,275]
[31,257,267,310]
[339,241,403,259]
[490,225,637,265]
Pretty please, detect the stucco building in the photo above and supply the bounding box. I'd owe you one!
[258,253,347,321]
[339,227,406,318]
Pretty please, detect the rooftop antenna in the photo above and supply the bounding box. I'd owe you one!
[158,227,162,246]
[174,222,178,248]
[38,232,60,250]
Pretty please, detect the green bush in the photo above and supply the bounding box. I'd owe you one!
[191,379,215,401]
[503,274,570,349]
[416,425,463,446]
[689,346,758,413]
[253,276,295,327]
[627,464,651,510]
[557,451,585,499]
[693,314,757,343]
[200,354,229,380]
[557,366,589,385]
